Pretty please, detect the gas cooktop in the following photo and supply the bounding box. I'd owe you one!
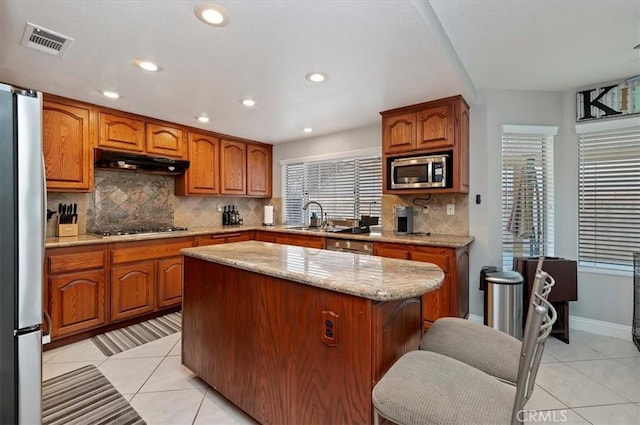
[93,226,189,237]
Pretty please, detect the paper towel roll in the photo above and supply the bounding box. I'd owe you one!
[263,205,274,225]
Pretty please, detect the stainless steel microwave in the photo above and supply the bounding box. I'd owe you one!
[390,154,450,189]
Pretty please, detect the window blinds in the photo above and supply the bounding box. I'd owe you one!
[578,127,640,270]
[501,132,555,270]
[283,156,382,225]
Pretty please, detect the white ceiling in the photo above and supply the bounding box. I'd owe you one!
[0,1,637,145]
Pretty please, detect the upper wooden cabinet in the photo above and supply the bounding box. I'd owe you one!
[98,112,145,152]
[43,97,95,192]
[416,103,454,150]
[246,144,272,197]
[146,123,184,158]
[381,95,469,194]
[220,139,247,195]
[176,131,219,195]
[382,112,416,154]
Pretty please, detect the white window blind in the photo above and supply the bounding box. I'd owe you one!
[501,130,555,270]
[578,126,640,271]
[283,156,382,224]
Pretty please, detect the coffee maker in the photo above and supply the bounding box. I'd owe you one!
[394,206,413,235]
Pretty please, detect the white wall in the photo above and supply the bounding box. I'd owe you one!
[271,124,381,197]
[467,89,564,316]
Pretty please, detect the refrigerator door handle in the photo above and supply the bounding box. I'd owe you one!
[42,310,51,344]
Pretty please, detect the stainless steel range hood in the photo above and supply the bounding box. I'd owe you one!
[94,148,189,175]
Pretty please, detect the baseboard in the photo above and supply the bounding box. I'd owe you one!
[569,315,632,340]
[467,313,632,341]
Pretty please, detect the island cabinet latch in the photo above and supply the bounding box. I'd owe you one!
[321,310,340,347]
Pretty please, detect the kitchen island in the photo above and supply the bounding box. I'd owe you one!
[181,241,444,425]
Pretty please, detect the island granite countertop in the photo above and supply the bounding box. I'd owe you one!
[181,240,444,301]
[46,224,474,249]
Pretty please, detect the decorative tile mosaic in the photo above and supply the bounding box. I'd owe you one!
[382,194,469,236]
[87,170,174,232]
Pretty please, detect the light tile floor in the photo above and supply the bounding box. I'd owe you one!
[43,330,640,425]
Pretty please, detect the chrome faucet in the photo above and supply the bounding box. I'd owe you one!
[302,201,326,228]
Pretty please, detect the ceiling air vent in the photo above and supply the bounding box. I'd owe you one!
[20,22,73,57]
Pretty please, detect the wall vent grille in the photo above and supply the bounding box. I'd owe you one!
[20,22,73,57]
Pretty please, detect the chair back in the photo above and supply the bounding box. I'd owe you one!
[511,271,557,425]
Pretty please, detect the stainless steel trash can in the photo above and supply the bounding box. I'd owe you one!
[481,268,524,339]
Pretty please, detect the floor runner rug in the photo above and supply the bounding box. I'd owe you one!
[42,364,146,425]
[91,311,181,356]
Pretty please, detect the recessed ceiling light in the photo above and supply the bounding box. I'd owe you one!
[195,4,229,26]
[303,127,314,133]
[241,98,256,107]
[305,72,327,83]
[196,115,210,123]
[134,59,159,72]
[102,90,120,99]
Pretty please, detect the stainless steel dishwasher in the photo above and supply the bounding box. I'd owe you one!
[325,238,373,255]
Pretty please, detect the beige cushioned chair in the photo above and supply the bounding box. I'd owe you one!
[420,261,552,385]
[372,271,556,425]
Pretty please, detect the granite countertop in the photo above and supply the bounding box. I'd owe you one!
[182,241,444,301]
[46,224,474,249]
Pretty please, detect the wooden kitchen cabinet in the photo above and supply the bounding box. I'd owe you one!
[156,256,183,308]
[176,131,220,195]
[194,231,254,246]
[146,122,185,158]
[382,112,416,154]
[111,261,155,322]
[220,139,247,195]
[246,143,272,197]
[45,245,107,338]
[374,241,469,329]
[274,233,325,249]
[381,95,469,194]
[111,237,193,321]
[98,111,145,152]
[42,96,95,192]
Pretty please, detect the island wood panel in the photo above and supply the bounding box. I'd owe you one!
[182,257,422,425]
[49,269,106,338]
[98,112,145,152]
[42,98,94,191]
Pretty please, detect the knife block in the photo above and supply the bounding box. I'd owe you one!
[56,223,78,237]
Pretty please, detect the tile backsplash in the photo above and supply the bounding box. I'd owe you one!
[381,194,469,236]
[87,170,175,232]
[47,170,466,236]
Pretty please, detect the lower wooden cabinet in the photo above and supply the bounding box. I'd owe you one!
[374,241,469,329]
[273,232,325,249]
[111,261,156,322]
[157,256,184,308]
[49,269,106,338]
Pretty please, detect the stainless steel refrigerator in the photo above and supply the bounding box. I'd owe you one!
[0,83,45,425]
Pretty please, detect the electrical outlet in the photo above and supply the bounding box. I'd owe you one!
[446,204,455,215]
[216,204,223,212]
[422,207,429,214]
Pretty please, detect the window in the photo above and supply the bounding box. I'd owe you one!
[501,125,556,270]
[283,155,382,225]
[578,119,640,271]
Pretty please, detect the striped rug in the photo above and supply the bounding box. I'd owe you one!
[91,312,181,356]
[43,365,145,425]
